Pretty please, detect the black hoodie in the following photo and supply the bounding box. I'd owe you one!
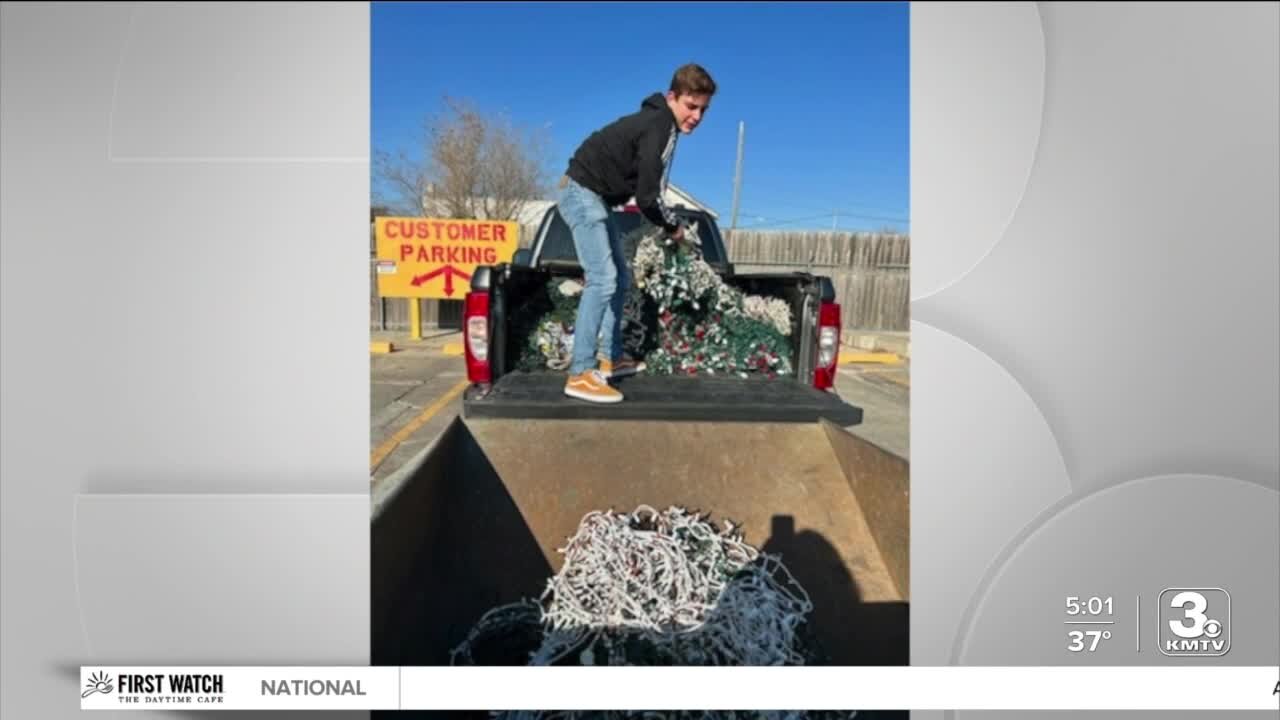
[565,93,682,233]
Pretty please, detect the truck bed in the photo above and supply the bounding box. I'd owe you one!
[464,372,863,424]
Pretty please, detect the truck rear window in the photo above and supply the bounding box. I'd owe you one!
[538,208,727,266]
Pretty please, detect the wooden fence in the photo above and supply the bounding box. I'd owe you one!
[370,226,909,333]
[723,229,910,332]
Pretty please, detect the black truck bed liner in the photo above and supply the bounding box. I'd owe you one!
[463,372,863,424]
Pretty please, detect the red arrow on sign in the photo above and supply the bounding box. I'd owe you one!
[410,264,472,296]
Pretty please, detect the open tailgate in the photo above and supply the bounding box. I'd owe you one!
[463,373,862,424]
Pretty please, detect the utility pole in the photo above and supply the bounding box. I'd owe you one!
[730,121,744,232]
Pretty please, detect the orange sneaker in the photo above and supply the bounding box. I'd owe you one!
[564,369,624,404]
[598,355,646,379]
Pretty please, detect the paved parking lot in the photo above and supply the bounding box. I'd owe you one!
[370,330,909,486]
[369,331,470,483]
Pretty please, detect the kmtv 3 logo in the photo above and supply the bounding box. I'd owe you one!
[1159,588,1231,656]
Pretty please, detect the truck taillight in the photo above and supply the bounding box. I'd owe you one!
[814,301,841,390]
[464,291,490,384]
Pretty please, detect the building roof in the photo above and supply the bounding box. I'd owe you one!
[662,184,718,219]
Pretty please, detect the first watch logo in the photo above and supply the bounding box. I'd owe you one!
[82,671,114,698]
[1158,588,1231,656]
[83,671,226,705]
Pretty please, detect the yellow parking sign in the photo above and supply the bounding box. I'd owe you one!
[374,217,519,299]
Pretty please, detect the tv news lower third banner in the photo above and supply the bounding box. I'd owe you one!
[80,667,1279,711]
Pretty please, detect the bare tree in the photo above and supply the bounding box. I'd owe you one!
[374,97,552,221]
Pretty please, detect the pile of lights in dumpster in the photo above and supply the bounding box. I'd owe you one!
[512,221,794,378]
[451,506,824,668]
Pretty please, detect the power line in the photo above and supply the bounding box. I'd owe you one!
[762,197,908,222]
[735,210,909,230]
[830,210,910,224]
[736,212,839,229]
[735,205,907,228]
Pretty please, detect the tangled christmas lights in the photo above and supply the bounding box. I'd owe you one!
[515,220,796,378]
[449,506,858,720]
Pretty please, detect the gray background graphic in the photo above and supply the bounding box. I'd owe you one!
[1,2,1276,719]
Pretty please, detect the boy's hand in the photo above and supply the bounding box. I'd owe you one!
[672,224,697,246]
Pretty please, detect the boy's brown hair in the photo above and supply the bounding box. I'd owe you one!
[670,63,717,97]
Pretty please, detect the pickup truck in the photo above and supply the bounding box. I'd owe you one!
[372,204,909,673]
[458,204,857,422]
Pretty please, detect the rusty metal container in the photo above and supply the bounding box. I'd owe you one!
[372,416,909,667]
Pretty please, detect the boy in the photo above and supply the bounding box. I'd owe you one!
[559,63,716,404]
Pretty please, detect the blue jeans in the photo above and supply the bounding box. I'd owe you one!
[558,177,629,375]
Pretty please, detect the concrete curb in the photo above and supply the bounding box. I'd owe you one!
[839,351,902,365]
[843,331,910,358]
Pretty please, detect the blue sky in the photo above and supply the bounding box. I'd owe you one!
[372,2,909,233]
